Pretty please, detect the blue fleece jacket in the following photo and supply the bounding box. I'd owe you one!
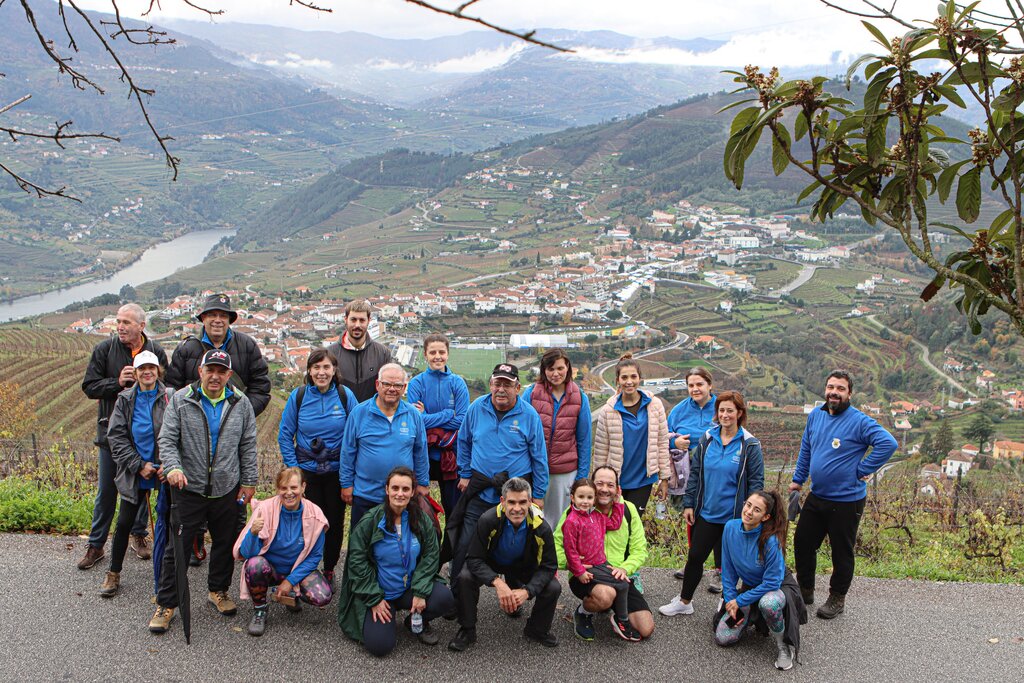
[278,382,357,473]
[457,394,548,504]
[793,404,897,502]
[406,366,470,461]
[340,398,429,502]
[699,426,743,524]
[372,511,421,600]
[721,518,785,607]
[616,393,659,490]
[239,502,325,586]
[667,393,717,451]
[521,384,593,479]
[132,387,160,491]
[201,328,233,349]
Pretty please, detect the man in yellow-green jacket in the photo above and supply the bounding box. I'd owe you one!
[554,465,654,641]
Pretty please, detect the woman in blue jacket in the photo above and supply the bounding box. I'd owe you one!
[407,333,469,516]
[659,390,764,616]
[278,347,357,585]
[715,490,793,671]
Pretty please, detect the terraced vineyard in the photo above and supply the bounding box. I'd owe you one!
[628,287,742,339]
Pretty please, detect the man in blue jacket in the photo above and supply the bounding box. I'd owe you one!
[340,363,429,528]
[790,370,897,620]
[449,363,547,585]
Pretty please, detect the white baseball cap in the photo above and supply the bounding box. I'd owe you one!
[133,350,160,369]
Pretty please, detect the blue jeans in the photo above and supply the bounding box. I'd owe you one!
[87,445,149,548]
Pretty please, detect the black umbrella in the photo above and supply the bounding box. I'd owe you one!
[169,486,192,644]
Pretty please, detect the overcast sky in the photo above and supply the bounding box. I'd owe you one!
[78,0,942,67]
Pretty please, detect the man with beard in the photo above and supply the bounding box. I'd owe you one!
[327,299,393,403]
[790,370,896,620]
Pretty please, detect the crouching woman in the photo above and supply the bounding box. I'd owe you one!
[714,490,804,671]
[337,466,454,656]
[234,467,332,636]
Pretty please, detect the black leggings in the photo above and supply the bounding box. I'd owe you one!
[680,516,726,600]
[109,492,150,573]
[301,469,345,573]
[621,486,652,516]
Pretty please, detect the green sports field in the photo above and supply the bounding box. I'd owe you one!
[411,347,505,380]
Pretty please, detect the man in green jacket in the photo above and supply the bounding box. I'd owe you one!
[448,477,561,652]
[554,465,655,641]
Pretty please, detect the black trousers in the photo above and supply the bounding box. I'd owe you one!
[157,487,239,607]
[794,492,866,596]
[361,581,454,657]
[621,486,652,516]
[301,469,345,573]
[109,491,152,573]
[680,516,726,600]
[455,566,561,635]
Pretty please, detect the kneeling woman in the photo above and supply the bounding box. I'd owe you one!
[337,466,454,657]
[234,467,333,636]
[715,490,797,671]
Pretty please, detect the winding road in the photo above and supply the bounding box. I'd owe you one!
[865,315,974,396]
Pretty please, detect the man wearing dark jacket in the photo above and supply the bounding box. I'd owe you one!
[166,293,271,417]
[148,349,258,634]
[79,303,168,570]
[448,477,561,652]
[326,299,393,403]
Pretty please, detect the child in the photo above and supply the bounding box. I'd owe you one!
[560,478,638,641]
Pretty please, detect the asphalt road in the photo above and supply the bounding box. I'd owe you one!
[2,533,1022,682]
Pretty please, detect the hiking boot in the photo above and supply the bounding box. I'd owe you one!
[149,606,175,633]
[707,570,723,594]
[99,571,120,598]
[573,609,595,641]
[77,545,104,570]
[248,607,268,637]
[448,627,477,652]
[658,595,694,616]
[773,632,794,670]
[130,534,151,560]
[208,590,237,616]
[405,615,439,645]
[800,586,815,606]
[673,567,686,580]
[816,592,845,619]
[523,627,559,648]
[610,614,641,642]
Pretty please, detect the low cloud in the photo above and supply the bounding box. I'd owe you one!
[249,53,333,69]
[365,44,526,74]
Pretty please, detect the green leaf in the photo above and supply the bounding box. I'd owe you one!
[937,159,970,202]
[955,166,982,223]
[772,124,792,176]
[867,117,889,166]
[797,180,820,204]
[729,107,761,135]
[993,85,1024,113]
[862,20,891,48]
[932,222,976,240]
[794,111,809,141]
[988,208,1016,240]
[928,136,967,145]
[717,98,758,114]
[845,54,879,87]
[912,47,955,62]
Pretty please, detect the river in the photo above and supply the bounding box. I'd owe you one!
[0,229,236,322]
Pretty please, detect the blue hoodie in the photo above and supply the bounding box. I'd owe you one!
[457,394,548,504]
[793,404,897,502]
[721,518,784,607]
[667,393,717,451]
[406,366,470,461]
[340,398,429,502]
[278,383,357,473]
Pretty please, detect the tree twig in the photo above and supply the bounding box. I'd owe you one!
[402,0,572,52]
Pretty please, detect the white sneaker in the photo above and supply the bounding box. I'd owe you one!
[658,596,694,616]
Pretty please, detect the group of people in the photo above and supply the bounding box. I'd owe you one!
[78,295,897,670]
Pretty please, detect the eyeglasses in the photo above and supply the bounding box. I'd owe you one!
[378,381,407,390]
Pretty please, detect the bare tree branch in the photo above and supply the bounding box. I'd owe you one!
[0,160,80,201]
[402,0,572,52]
[102,0,174,45]
[18,0,104,94]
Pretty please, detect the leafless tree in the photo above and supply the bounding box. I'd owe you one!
[1,0,569,200]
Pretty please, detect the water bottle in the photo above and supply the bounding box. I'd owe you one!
[410,612,423,634]
[655,501,667,520]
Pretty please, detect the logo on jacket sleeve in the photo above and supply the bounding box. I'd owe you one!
[832,438,841,449]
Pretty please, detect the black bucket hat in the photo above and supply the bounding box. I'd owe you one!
[196,293,238,324]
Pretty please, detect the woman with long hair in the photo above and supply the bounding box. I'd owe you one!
[592,354,670,516]
[713,490,796,671]
[523,347,592,516]
[278,347,357,586]
[659,390,764,615]
[337,466,454,657]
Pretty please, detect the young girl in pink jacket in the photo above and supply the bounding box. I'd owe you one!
[560,479,639,641]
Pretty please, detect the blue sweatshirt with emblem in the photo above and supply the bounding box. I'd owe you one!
[406,366,470,461]
[239,502,325,586]
[457,394,548,503]
[793,404,897,502]
[372,510,421,600]
[340,398,429,502]
[278,382,357,473]
[667,393,717,451]
[721,518,784,607]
